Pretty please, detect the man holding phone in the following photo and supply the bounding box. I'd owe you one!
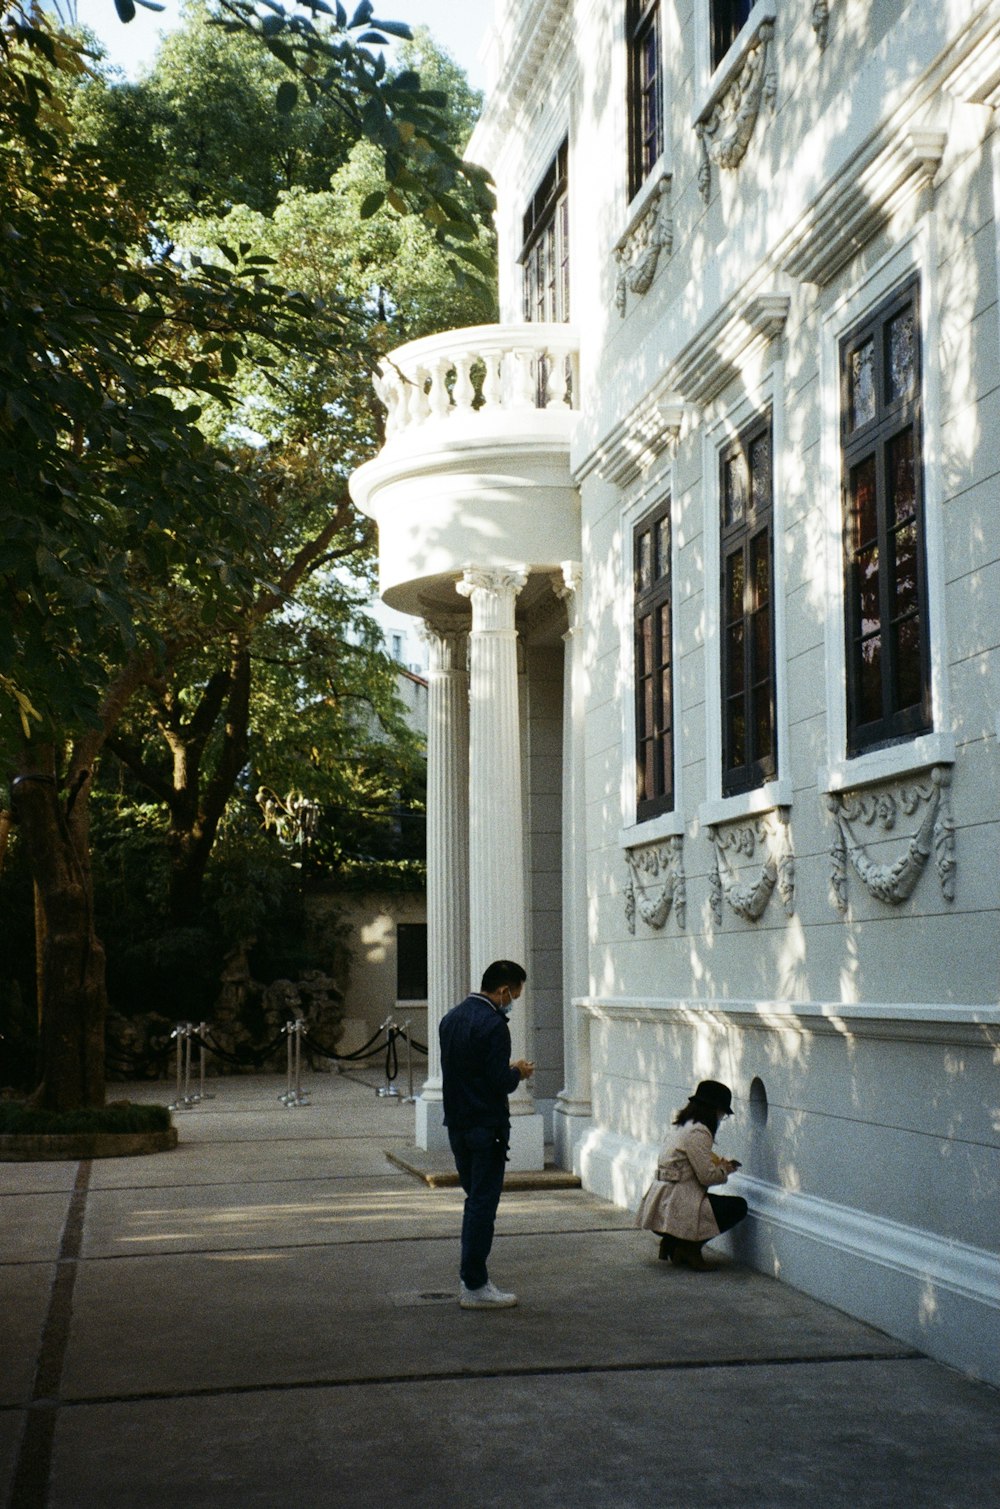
[439,960,534,1309]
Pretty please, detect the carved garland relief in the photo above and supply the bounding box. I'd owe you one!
[707,807,795,925]
[697,21,776,202]
[624,837,686,933]
[615,177,673,317]
[827,766,955,912]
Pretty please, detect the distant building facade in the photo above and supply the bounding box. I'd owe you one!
[351,0,1000,1383]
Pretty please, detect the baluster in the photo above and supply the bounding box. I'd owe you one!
[510,348,536,409]
[452,352,475,416]
[376,370,401,437]
[409,365,431,424]
[428,356,452,419]
[480,348,502,409]
[544,346,569,409]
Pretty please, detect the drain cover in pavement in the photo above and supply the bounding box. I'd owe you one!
[390,1290,456,1307]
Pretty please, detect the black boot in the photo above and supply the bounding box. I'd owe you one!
[658,1235,676,1262]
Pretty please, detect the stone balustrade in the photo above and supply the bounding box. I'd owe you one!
[373,323,580,441]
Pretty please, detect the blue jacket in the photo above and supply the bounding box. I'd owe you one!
[439,992,522,1130]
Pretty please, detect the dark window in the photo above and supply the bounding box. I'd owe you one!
[628,0,664,199]
[634,499,674,820]
[840,279,930,755]
[521,139,569,324]
[711,0,755,71]
[720,414,776,797]
[396,923,428,1001]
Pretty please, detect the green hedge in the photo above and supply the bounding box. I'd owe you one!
[0,1101,171,1136]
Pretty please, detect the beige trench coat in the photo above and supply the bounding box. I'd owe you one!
[634,1123,730,1242]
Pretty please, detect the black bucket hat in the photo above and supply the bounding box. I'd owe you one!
[689,1080,734,1116]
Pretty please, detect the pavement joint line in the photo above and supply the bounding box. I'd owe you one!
[8,1157,91,1509]
[3,1348,926,1414]
[1,1226,635,1268]
[77,1173,413,1195]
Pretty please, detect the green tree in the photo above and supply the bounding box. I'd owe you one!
[0,0,493,1109]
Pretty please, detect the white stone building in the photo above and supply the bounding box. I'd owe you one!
[350,0,1000,1383]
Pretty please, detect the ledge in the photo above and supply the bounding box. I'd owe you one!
[0,1127,178,1161]
[778,128,946,287]
[576,996,1000,1048]
[820,733,956,795]
[698,778,793,831]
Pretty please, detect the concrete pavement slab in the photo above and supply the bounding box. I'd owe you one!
[0,1164,78,1194]
[78,1175,442,1259]
[78,1179,631,1261]
[88,1138,410,1190]
[47,1358,1000,1509]
[0,1411,26,1506]
[0,1193,69,1263]
[0,1263,55,1405]
[60,1228,906,1403]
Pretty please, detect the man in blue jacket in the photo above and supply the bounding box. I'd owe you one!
[439,959,534,1309]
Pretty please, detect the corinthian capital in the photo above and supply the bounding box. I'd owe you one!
[457,567,528,633]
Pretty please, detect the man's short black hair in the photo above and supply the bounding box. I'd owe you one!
[480,959,527,992]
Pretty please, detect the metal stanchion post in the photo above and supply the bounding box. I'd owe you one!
[279,1020,294,1104]
[402,1018,416,1104]
[196,1023,215,1101]
[184,1024,198,1104]
[279,1020,310,1107]
[376,1015,399,1097]
[168,1024,185,1110]
[292,1021,309,1106]
[169,1024,197,1109]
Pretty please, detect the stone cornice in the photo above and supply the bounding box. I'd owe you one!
[667,292,790,406]
[777,129,947,286]
[471,0,573,157]
[585,397,687,488]
[577,996,1000,1049]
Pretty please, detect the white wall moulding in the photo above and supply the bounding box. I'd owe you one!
[734,1175,1000,1387]
[707,807,795,926]
[587,398,685,488]
[478,0,572,122]
[944,9,1000,106]
[623,836,687,934]
[578,996,1000,1050]
[615,171,673,317]
[826,765,956,913]
[373,323,580,441]
[668,293,790,407]
[778,129,947,287]
[696,18,777,202]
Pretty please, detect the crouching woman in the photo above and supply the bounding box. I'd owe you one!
[635,1080,748,1270]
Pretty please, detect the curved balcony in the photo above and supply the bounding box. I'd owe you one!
[350,323,581,620]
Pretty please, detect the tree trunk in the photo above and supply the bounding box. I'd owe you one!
[12,750,107,1111]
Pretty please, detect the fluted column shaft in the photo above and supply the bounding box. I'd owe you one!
[457,567,532,1102]
[555,563,592,1140]
[415,620,469,1150]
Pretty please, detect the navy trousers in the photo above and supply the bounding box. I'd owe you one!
[448,1123,508,1289]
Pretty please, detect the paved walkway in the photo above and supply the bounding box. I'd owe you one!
[2,1070,998,1509]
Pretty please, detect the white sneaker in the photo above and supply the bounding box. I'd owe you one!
[459,1280,518,1309]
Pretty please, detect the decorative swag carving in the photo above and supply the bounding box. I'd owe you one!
[697,21,776,202]
[624,837,686,933]
[615,176,673,317]
[826,766,955,912]
[707,808,795,925]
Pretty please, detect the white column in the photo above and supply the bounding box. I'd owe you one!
[457,566,544,1171]
[415,619,469,1152]
[553,562,592,1166]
